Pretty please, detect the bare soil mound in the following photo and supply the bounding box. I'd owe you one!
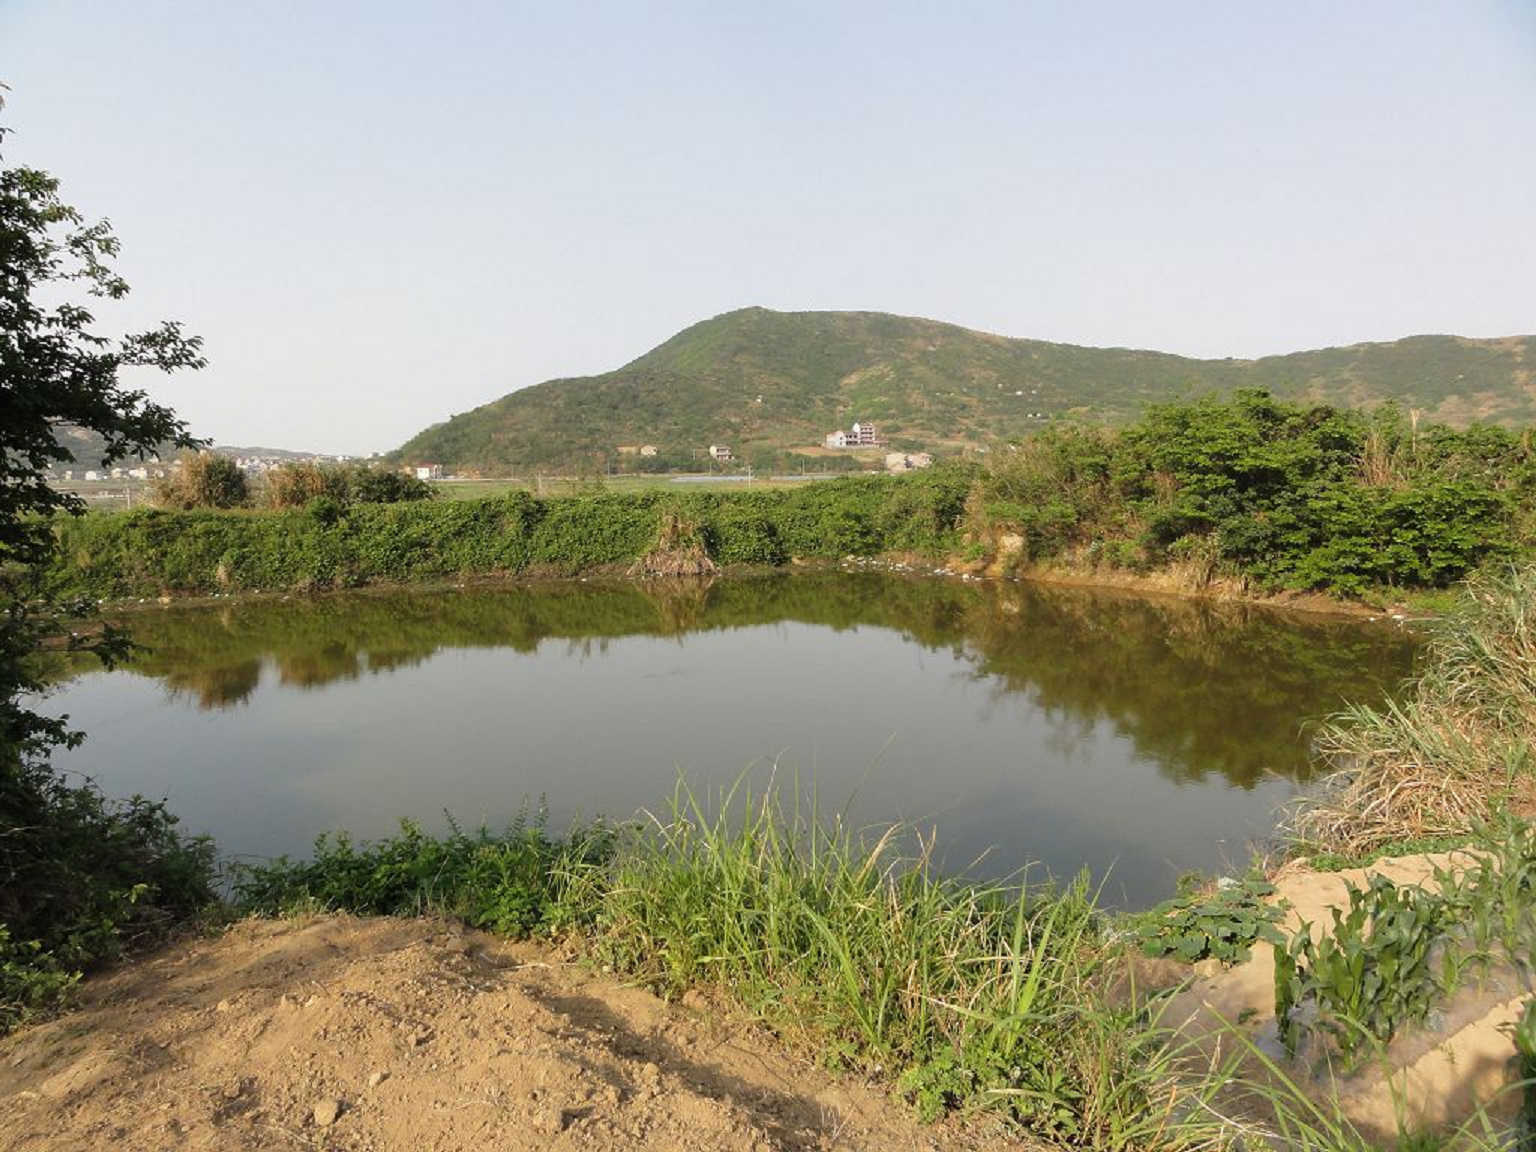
[0,915,1037,1152]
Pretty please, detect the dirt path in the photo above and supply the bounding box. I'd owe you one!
[0,915,1039,1152]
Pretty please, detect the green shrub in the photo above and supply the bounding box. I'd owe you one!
[0,760,217,1031]
[1273,817,1536,1071]
[233,812,612,938]
[1275,873,1449,1063]
[969,392,1531,595]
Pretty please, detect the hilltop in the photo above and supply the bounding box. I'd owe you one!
[392,308,1535,473]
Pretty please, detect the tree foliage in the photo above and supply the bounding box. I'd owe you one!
[1,114,205,750]
[976,392,1528,593]
[1,108,215,1029]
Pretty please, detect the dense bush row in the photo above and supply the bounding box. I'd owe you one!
[154,455,435,511]
[974,391,1534,593]
[51,469,975,597]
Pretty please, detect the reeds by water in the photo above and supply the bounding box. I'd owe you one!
[1296,566,1536,856]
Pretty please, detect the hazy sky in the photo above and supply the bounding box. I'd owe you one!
[4,2,1534,455]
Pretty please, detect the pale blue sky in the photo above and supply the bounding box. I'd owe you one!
[4,2,1534,454]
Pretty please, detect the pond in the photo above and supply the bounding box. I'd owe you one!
[42,573,1420,907]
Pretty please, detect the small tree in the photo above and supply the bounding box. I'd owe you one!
[1,101,215,1028]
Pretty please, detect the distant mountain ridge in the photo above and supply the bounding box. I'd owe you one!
[49,427,344,472]
[383,307,1530,472]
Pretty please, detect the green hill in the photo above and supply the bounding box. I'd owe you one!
[392,308,1536,473]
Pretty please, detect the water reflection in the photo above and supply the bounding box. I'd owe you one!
[47,575,1419,906]
[99,574,1416,790]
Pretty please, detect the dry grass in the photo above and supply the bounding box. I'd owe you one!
[1294,566,1536,855]
[628,507,718,577]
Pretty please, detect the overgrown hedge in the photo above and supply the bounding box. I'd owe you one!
[50,469,974,598]
[52,393,1536,601]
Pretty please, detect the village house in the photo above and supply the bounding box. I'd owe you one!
[415,464,444,481]
[824,421,883,449]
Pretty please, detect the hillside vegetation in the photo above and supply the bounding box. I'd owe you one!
[392,307,1535,473]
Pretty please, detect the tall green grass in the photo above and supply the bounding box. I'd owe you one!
[234,781,1227,1148]
[223,782,1536,1147]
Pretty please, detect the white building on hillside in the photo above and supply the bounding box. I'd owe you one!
[825,422,883,449]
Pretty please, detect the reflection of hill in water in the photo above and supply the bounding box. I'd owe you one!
[96,575,1419,788]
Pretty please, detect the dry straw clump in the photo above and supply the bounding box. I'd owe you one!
[1296,566,1536,856]
[629,506,718,577]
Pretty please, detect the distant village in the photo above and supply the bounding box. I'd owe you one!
[51,421,935,489]
[610,421,934,475]
[49,451,364,484]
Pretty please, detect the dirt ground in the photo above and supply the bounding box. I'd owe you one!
[0,915,1040,1152]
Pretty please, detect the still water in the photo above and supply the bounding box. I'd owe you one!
[44,574,1419,907]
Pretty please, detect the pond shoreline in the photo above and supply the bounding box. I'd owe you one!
[78,554,1420,627]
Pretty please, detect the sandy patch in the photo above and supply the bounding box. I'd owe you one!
[0,916,1040,1152]
[1167,853,1527,1141]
